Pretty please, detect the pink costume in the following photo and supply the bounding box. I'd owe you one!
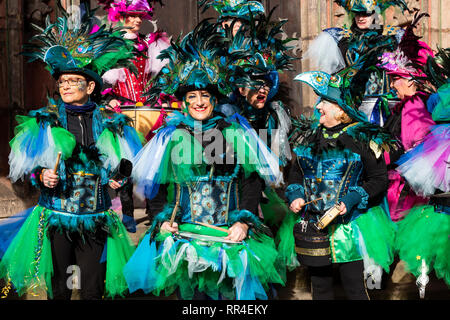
[385,92,435,221]
[99,0,172,140]
[378,34,435,221]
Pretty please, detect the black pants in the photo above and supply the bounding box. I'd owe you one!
[308,260,369,300]
[119,180,154,223]
[119,179,134,218]
[50,230,106,300]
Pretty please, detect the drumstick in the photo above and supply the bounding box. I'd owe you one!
[53,152,62,173]
[296,197,323,210]
[169,184,181,227]
[195,221,232,235]
[303,197,323,206]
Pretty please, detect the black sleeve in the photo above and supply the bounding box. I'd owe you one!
[383,112,405,167]
[358,144,389,201]
[341,135,388,202]
[287,156,304,186]
[146,183,169,219]
[239,171,263,215]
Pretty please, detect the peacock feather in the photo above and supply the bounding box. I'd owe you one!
[144,19,256,104]
[198,0,265,20]
[22,1,137,82]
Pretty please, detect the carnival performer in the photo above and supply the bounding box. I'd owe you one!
[98,0,171,229]
[393,47,450,298]
[277,70,396,300]
[224,9,296,233]
[100,0,170,114]
[122,20,285,300]
[0,5,141,300]
[377,13,436,221]
[198,0,265,37]
[197,0,266,117]
[303,0,410,126]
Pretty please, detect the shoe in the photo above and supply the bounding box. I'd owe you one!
[122,215,137,233]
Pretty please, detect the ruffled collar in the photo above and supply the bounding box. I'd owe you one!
[166,110,224,132]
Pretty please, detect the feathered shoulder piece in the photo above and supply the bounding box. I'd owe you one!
[344,121,399,158]
[22,1,136,85]
[290,115,398,159]
[289,115,320,148]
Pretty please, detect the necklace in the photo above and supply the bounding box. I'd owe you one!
[322,123,359,139]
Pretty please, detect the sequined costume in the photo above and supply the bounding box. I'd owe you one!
[0,5,140,299]
[122,20,285,300]
[277,71,396,299]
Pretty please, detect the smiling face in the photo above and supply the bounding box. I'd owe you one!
[183,90,216,121]
[390,75,417,100]
[354,13,374,30]
[57,73,95,105]
[316,99,346,128]
[238,81,271,110]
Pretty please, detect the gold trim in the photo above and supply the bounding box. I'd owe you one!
[295,246,331,256]
[295,236,330,243]
[70,171,95,177]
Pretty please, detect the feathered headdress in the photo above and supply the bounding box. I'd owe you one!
[198,0,265,21]
[22,2,137,88]
[145,19,255,104]
[334,0,409,14]
[97,0,163,22]
[294,71,368,123]
[377,12,434,78]
[293,70,396,156]
[227,7,297,100]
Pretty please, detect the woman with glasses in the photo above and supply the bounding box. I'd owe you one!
[0,6,141,300]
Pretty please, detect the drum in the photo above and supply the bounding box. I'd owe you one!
[174,231,242,246]
[121,106,179,136]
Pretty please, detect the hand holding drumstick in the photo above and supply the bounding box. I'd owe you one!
[289,197,323,213]
[41,152,61,189]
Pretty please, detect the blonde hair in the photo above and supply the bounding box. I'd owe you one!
[336,111,352,124]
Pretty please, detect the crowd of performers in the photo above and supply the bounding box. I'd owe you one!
[0,0,448,300]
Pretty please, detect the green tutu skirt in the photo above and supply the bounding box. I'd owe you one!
[395,204,450,286]
[123,224,284,300]
[277,206,396,279]
[0,205,135,298]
